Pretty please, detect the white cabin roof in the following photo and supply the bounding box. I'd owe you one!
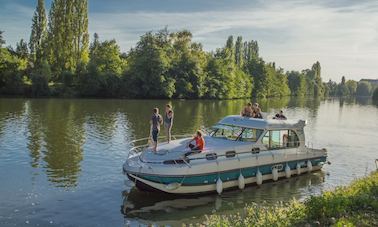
[217,115,306,130]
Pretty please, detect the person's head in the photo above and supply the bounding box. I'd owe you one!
[166,104,172,112]
[247,102,252,107]
[153,108,159,114]
[196,130,203,137]
[253,103,259,108]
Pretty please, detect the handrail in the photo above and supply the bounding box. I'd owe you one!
[126,134,194,161]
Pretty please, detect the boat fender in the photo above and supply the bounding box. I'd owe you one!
[256,170,263,185]
[272,168,278,181]
[296,163,301,175]
[238,174,245,189]
[165,182,181,190]
[216,178,223,195]
[307,160,313,172]
[285,164,291,178]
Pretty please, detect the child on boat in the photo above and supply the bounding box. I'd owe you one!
[185,130,205,156]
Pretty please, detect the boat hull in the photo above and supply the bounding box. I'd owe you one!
[124,156,326,194]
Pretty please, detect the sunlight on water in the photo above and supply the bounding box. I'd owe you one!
[0,97,377,226]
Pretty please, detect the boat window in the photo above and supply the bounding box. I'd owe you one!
[206,153,217,160]
[239,128,264,142]
[211,124,243,141]
[225,150,236,158]
[262,130,300,149]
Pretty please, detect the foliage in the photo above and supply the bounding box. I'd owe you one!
[373,88,378,102]
[31,59,51,96]
[204,171,378,226]
[1,0,329,99]
[356,81,372,96]
[287,71,306,96]
[29,0,47,65]
[0,47,27,94]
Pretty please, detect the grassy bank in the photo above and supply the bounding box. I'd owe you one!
[203,171,378,226]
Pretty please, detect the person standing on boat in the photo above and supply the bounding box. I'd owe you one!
[187,130,205,152]
[164,104,174,143]
[150,108,163,152]
[241,103,253,117]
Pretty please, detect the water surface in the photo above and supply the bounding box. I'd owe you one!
[0,97,377,226]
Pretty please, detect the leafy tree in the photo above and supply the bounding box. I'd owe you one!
[356,81,372,96]
[47,0,89,77]
[31,59,51,96]
[0,30,5,48]
[29,0,47,65]
[125,31,174,98]
[337,76,349,96]
[345,80,357,96]
[88,38,125,76]
[16,39,29,60]
[287,71,306,96]
[0,47,27,94]
[235,36,243,67]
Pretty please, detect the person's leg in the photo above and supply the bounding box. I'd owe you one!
[152,129,158,152]
[167,125,172,143]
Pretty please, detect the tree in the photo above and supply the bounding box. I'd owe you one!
[372,87,378,102]
[345,80,357,96]
[235,36,243,67]
[15,39,29,59]
[0,31,5,48]
[47,0,89,77]
[356,81,372,96]
[124,32,174,98]
[29,0,47,65]
[287,71,306,96]
[337,76,349,96]
[0,47,27,94]
[31,59,51,96]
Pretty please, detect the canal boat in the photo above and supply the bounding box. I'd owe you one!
[123,115,328,194]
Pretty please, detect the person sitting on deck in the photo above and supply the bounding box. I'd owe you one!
[186,130,205,156]
[241,103,254,117]
[253,107,263,119]
[273,110,287,120]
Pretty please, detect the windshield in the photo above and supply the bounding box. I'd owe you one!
[210,124,263,142]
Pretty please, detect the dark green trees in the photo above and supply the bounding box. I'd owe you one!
[372,88,378,102]
[29,0,47,65]
[47,0,89,77]
[356,81,372,96]
[125,31,174,98]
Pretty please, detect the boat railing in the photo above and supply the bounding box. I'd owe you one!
[126,134,193,161]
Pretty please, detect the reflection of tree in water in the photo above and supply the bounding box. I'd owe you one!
[40,100,86,187]
[0,98,26,138]
[25,100,44,168]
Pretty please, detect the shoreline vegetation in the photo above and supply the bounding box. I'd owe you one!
[1,0,377,100]
[203,171,378,227]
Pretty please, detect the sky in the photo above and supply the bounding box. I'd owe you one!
[0,0,378,82]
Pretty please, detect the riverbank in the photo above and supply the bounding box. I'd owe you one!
[204,171,378,226]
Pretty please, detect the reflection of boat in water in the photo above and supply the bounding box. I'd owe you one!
[123,115,328,194]
[121,172,326,224]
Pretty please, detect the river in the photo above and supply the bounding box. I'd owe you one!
[0,97,377,226]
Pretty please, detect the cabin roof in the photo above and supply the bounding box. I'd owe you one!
[217,115,306,130]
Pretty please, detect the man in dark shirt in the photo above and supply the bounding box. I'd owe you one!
[150,108,163,152]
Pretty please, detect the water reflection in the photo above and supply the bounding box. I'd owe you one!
[121,172,325,225]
